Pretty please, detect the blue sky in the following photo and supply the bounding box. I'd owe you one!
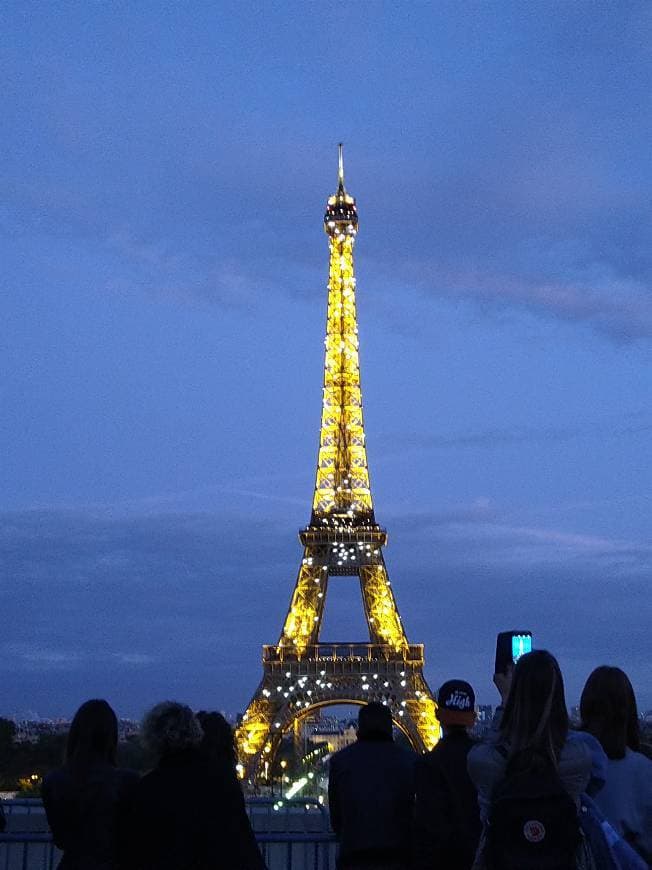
[1,2,651,718]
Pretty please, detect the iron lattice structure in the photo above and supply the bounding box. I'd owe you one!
[236,148,440,781]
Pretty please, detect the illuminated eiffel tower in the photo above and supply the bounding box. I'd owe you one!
[236,147,440,781]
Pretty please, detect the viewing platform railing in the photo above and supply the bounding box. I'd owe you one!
[299,526,387,546]
[0,832,338,870]
[263,642,424,665]
[1,798,337,870]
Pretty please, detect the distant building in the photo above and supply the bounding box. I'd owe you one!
[12,717,140,744]
[308,721,357,754]
[117,718,140,740]
[12,719,70,744]
[476,705,493,723]
[471,705,493,738]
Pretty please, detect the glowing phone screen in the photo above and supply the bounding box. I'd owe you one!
[512,634,532,662]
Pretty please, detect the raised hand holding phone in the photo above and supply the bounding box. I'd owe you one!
[493,669,513,705]
[494,630,532,704]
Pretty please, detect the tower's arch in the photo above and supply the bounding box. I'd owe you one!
[237,643,439,781]
[289,698,416,747]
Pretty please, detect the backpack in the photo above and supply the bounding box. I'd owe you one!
[486,751,581,870]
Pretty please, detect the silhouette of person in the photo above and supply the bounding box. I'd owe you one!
[468,651,593,869]
[42,699,138,870]
[414,680,481,870]
[580,666,652,864]
[328,702,415,870]
[196,710,264,869]
[128,701,265,870]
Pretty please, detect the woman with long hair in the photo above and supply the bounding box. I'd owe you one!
[467,651,593,869]
[42,699,138,870]
[498,649,570,767]
[580,666,652,863]
[195,710,237,770]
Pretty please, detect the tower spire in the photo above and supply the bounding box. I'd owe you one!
[319,143,366,521]
[338,142,345,192]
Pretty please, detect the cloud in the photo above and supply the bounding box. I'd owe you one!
[379,426,578,453]
[421,270,652,343]
[0,508,297,714]
[384,505,651,707]
[1,502,650,715]
[104,231,269,310]
[3,644,83,669]
[377,413,652,456]
[389,505,651,569]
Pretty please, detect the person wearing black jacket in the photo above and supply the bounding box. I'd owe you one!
[42,699,138,870]
[328,703,416,870]
[414,680,481,870]
[127,701,265,870]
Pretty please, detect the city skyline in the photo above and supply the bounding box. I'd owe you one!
[2,3,651,717]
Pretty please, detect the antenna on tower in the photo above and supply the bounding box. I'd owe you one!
[338,143,345,192]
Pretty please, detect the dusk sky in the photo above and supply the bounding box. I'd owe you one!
[2,3,651,719]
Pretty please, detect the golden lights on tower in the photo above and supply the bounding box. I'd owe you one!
[235,148,440,774]
[315,144,371,519]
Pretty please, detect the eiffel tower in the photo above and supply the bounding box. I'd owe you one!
[236,147,440,782]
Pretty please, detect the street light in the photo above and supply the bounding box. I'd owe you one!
[280,759,287,799]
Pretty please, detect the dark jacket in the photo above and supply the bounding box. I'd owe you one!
[42,762,139,870]
[328,737,416,866]
[127,747,264,870]
[414,730,481,870]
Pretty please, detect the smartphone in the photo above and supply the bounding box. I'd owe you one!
[495,630,532,675]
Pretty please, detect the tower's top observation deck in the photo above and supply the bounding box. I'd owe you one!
[324,144,358,238]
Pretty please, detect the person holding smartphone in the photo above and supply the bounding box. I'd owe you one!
[467,649,593,869]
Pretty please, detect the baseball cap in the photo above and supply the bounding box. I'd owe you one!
[437,679,476,727]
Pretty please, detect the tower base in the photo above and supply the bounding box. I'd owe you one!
[236,643,440,783]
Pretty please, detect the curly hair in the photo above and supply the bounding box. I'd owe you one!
[141,701,202,758]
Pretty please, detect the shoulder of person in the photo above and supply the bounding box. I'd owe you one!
[567,729,608,785]
[438,731,476,749]
[467,740,505,764]
[394,743,418,765]
[328,743,351,767]
[625,748,652,780]
[559,733,593,770]
[466,739,510,790]
[554,735,593,798]
[333,741,353,758]
[417,736,453,763]
[415,745,445,780]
